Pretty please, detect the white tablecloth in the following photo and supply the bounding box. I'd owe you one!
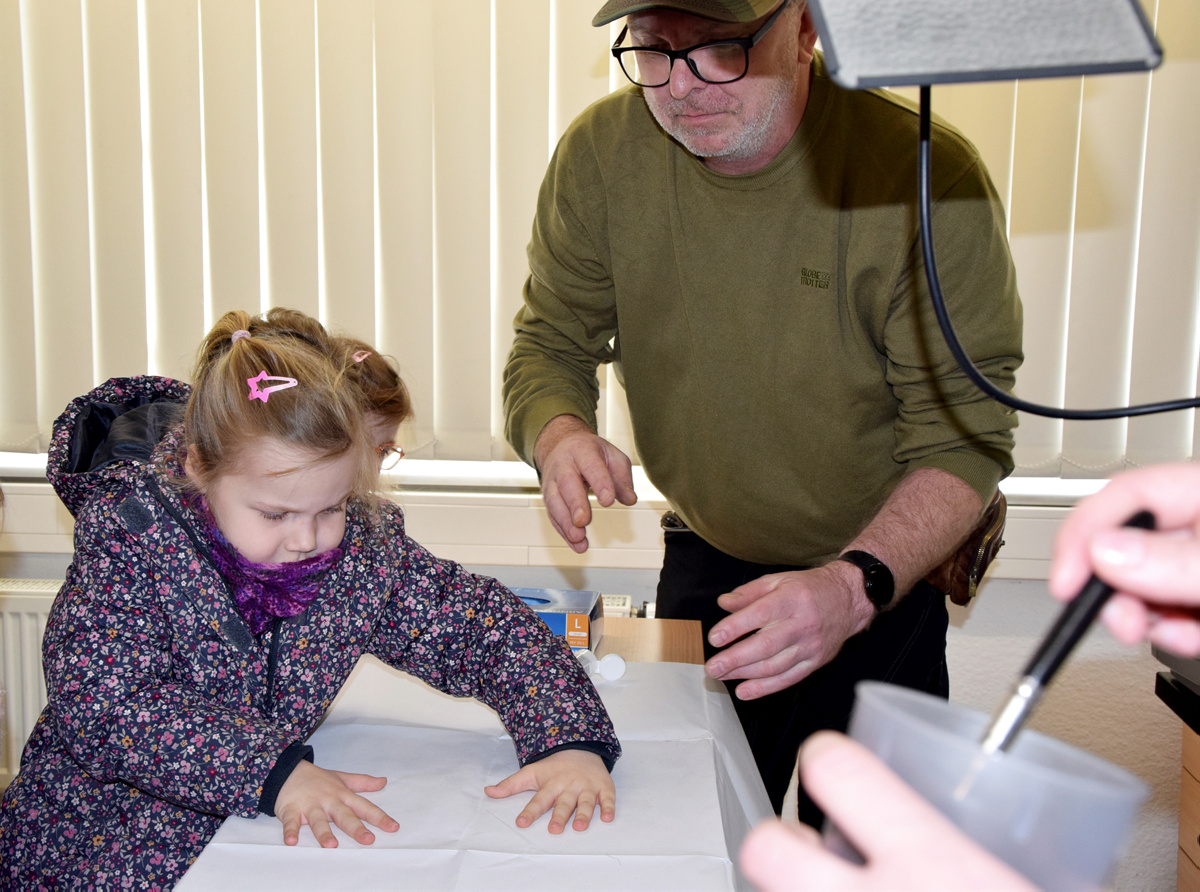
[176,659,772,891]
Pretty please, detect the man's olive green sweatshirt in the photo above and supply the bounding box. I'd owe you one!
[504,56,1023,566]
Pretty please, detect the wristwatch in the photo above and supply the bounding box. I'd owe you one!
[837,550,895,611]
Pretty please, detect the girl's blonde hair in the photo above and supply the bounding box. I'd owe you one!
[183,309,378,496]
[336,336,413,433]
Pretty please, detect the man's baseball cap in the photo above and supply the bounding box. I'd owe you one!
[592,0,781,27]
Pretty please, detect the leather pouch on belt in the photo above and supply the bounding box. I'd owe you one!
[924,491,1007,606]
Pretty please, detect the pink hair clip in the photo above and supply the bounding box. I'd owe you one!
[231,330,251,342]
[352,350,372,363]
[246,370,298,403]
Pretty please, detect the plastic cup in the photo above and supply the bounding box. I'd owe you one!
[827,681,1148,891]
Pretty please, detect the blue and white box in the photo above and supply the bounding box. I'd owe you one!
[511,588,604,651]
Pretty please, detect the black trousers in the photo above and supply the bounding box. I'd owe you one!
[656,523,949,828]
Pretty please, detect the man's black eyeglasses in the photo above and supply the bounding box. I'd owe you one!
[611,2,790,88]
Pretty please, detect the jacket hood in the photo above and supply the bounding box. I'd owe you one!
[48,376,192,517]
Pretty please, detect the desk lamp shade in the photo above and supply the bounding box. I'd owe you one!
[807,0,1162,89]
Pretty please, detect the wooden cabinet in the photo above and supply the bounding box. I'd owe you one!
[1156,673,1200,890]
[595,616,704,664]
[1182,847,1200,892]
[1180,724,1200,890]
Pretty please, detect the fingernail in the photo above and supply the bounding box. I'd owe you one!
[1092,530,1147,567]
[710,630,726,646]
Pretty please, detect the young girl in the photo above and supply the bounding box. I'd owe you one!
[0,310,620,889]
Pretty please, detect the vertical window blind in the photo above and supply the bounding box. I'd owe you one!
[0,0,1197,478]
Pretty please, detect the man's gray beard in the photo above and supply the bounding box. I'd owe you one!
[646,78,789,163]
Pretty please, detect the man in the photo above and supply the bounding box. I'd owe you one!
[503,0,1022,825]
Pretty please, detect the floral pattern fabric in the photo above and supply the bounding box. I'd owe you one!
[0,377,620,889]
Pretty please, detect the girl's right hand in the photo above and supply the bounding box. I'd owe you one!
[274,760,400,847]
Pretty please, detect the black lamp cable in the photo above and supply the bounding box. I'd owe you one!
[918,84,1200,420]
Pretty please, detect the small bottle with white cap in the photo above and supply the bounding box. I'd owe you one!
[575,649,626,681]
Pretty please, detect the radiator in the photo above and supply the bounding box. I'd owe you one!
[0,579,58,790]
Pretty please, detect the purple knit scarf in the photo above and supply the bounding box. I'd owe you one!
[195,497,342,635]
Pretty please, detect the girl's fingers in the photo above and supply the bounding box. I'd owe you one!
[572,792,597,831]
[280,811,301,846]
[599,786,616,823]
[547,792,578,835]
[336,770,388,793]
[307,811,337,849]
[363,802,400,834]
[516,788,556,829]
[354,797,400,839]
[332,809,374,846]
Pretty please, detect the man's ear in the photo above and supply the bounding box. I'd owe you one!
[797,4,819,61]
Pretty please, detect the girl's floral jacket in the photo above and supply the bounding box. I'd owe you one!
[0,376,620,890]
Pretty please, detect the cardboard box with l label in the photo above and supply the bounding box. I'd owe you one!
[512,588,603,651]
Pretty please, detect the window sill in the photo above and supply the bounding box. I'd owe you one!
[1,452,1104,506]
[0,452,1102,580]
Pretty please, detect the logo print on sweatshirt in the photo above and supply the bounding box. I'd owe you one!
[801,267,831,290]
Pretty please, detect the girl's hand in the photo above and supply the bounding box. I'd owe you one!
[483,749,615,833]
[273,760,400,848]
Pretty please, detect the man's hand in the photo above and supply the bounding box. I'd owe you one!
[534,414,637,553]
[701,469,981,698]
[1049,462,1200,656]
[704,562,876,700]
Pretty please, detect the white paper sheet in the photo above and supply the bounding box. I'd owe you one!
[177,661,771,891]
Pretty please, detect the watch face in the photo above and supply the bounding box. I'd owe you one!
[841,550,894,609]
[863,563,894,607]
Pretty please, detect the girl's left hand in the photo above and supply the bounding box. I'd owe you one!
[483,749,615,833]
